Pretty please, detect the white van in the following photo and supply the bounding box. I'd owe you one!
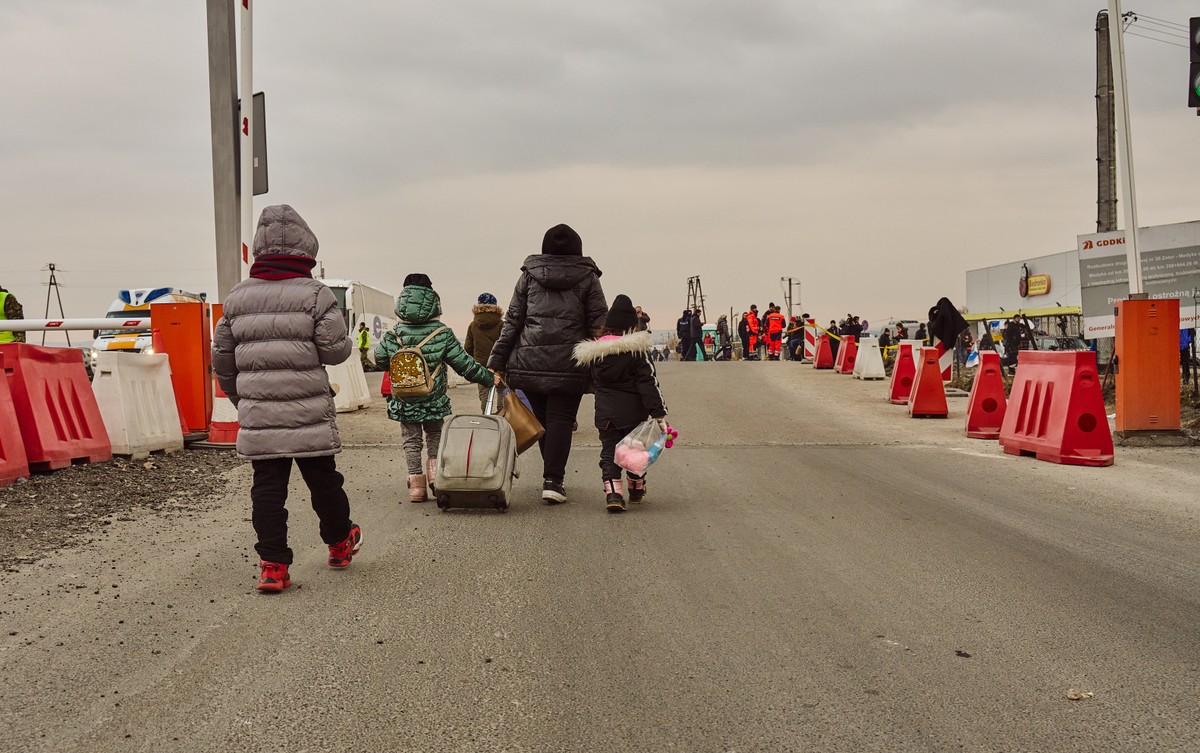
[89,288,207,366]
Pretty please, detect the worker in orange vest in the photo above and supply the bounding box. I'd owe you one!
[745,305,761,361]
[764,306,786,360]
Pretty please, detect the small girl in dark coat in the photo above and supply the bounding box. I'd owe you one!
[572,295,668,513]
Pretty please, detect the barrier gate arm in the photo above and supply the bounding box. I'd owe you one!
[2,319,148,332]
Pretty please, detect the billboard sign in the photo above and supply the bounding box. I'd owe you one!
[1077,221,1200,337]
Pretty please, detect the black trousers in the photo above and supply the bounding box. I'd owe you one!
[523,391,583,484]
[251,455,352,565]
[599,425,645,482]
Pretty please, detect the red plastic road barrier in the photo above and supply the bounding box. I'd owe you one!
[381,371,392,396]
[152,328,192,440]
[835,336,858,374]
[0,343,112,471]
[813,334,834,369]
[908,347,948,418]
[999,351,1113,467]
[888,343,917,404]
[833,335,848,372]
[965,350,1007,439]
[0,352,31,487]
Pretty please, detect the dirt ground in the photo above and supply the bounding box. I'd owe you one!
[0,449,239,568]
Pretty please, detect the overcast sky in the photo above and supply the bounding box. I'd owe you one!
[2,1,1198,339]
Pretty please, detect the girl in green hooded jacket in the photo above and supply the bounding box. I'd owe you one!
[375,273,499,502]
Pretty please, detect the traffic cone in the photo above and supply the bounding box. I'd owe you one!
[908,347,948,418]
[965,350,1007,439]
[888,343,917,404]
[813,334,834,369]
[836,336,858,375]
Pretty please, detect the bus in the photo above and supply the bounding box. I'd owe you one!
[318,278,397,365]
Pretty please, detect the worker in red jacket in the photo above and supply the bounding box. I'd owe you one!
[764,306,786,360]
[745,305,761,361]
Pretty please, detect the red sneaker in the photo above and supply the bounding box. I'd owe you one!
[257,561,291,593]
[328,525,363,568]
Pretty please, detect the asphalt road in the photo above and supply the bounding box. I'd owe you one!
[2,361,1198,752]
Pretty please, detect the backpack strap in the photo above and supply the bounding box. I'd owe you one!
[416,325,449,349]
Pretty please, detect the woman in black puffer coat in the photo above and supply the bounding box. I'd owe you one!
[488,224,608,505]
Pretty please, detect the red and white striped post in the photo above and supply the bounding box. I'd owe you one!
[803,318,817,362]
[239,0,254,268]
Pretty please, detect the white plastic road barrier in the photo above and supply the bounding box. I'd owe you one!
[854,336,886,380]
[91,352,184,459]
[326,358,371,413]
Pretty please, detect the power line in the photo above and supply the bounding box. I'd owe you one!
[1128,12,1188,31]
[1124,30,1189,49]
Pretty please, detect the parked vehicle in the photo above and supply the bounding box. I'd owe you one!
[317,278,397,368]
[89,288,207,368]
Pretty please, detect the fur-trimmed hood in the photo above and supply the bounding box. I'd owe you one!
[573,330,653,366]
[472,303,503,317]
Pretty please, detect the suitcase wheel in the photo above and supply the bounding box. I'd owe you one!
[436,494,450,510]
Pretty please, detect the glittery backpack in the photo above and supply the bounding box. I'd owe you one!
[388,326,448,398]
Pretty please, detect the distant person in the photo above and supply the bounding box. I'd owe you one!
[212,204,362,593]
[573,295,668,513]
[1182,328,1195,382]
[356,322,372,369]
[0,283,25,343]
[377,275,498,502]
[677,309,693,364]
[746,306,761,360]
[896,323,908,340]
[828,319,840,361]
[764,306,786,360]
[915,323,928,344]
[879,327,892,350]
[738,312,750,360]
[689,309,705,360]
[716,314,732,360]
[635,306,651,332]
[979,327,995,352]
[488,224,608,505]
[464,292,505,410]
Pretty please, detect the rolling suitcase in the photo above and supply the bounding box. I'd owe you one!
[434,389,518,512]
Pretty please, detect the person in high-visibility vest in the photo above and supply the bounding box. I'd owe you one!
[0,285,25,343]
[764,306,786,360]
[356,322,371,368]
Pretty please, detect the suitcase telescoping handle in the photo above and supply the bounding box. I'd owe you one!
[484,385,499,416]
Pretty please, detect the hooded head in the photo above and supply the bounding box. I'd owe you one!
[252,205,319,259]
[605,295,638,332]
[357,322,366,330]
[542,224,582,256]
[404,273,433,288]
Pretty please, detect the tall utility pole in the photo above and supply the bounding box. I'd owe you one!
[685,277,707,322]
[1108,0,1144,294]
[41,263,70,346]
[1096,10,1118,233]
[206,0,241,302]
[780,277,801,321]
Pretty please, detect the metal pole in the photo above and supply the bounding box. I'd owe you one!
[206,0,240,301]
[1096,11,1118,234]
[239,0,254,269]
[1107,0,1144,294]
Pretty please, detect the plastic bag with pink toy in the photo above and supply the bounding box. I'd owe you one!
[613,418,679,476]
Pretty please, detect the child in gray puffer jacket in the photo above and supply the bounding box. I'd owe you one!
[213,204,362,593]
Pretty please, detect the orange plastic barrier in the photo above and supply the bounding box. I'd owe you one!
[908,347,948,418]
[835,336,858,375]
[150,302,212,435]
[964,350,1007,439]
[888,342,917,404]
[0,351,31,487]
[999,351,1113,467]
[813,334,834,369]
[1115,298,1180,432]
[0,343,112,470]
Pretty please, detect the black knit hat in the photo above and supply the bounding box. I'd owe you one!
[403,273,432,287]
[605,295,638,332]
[542,224,582,256]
